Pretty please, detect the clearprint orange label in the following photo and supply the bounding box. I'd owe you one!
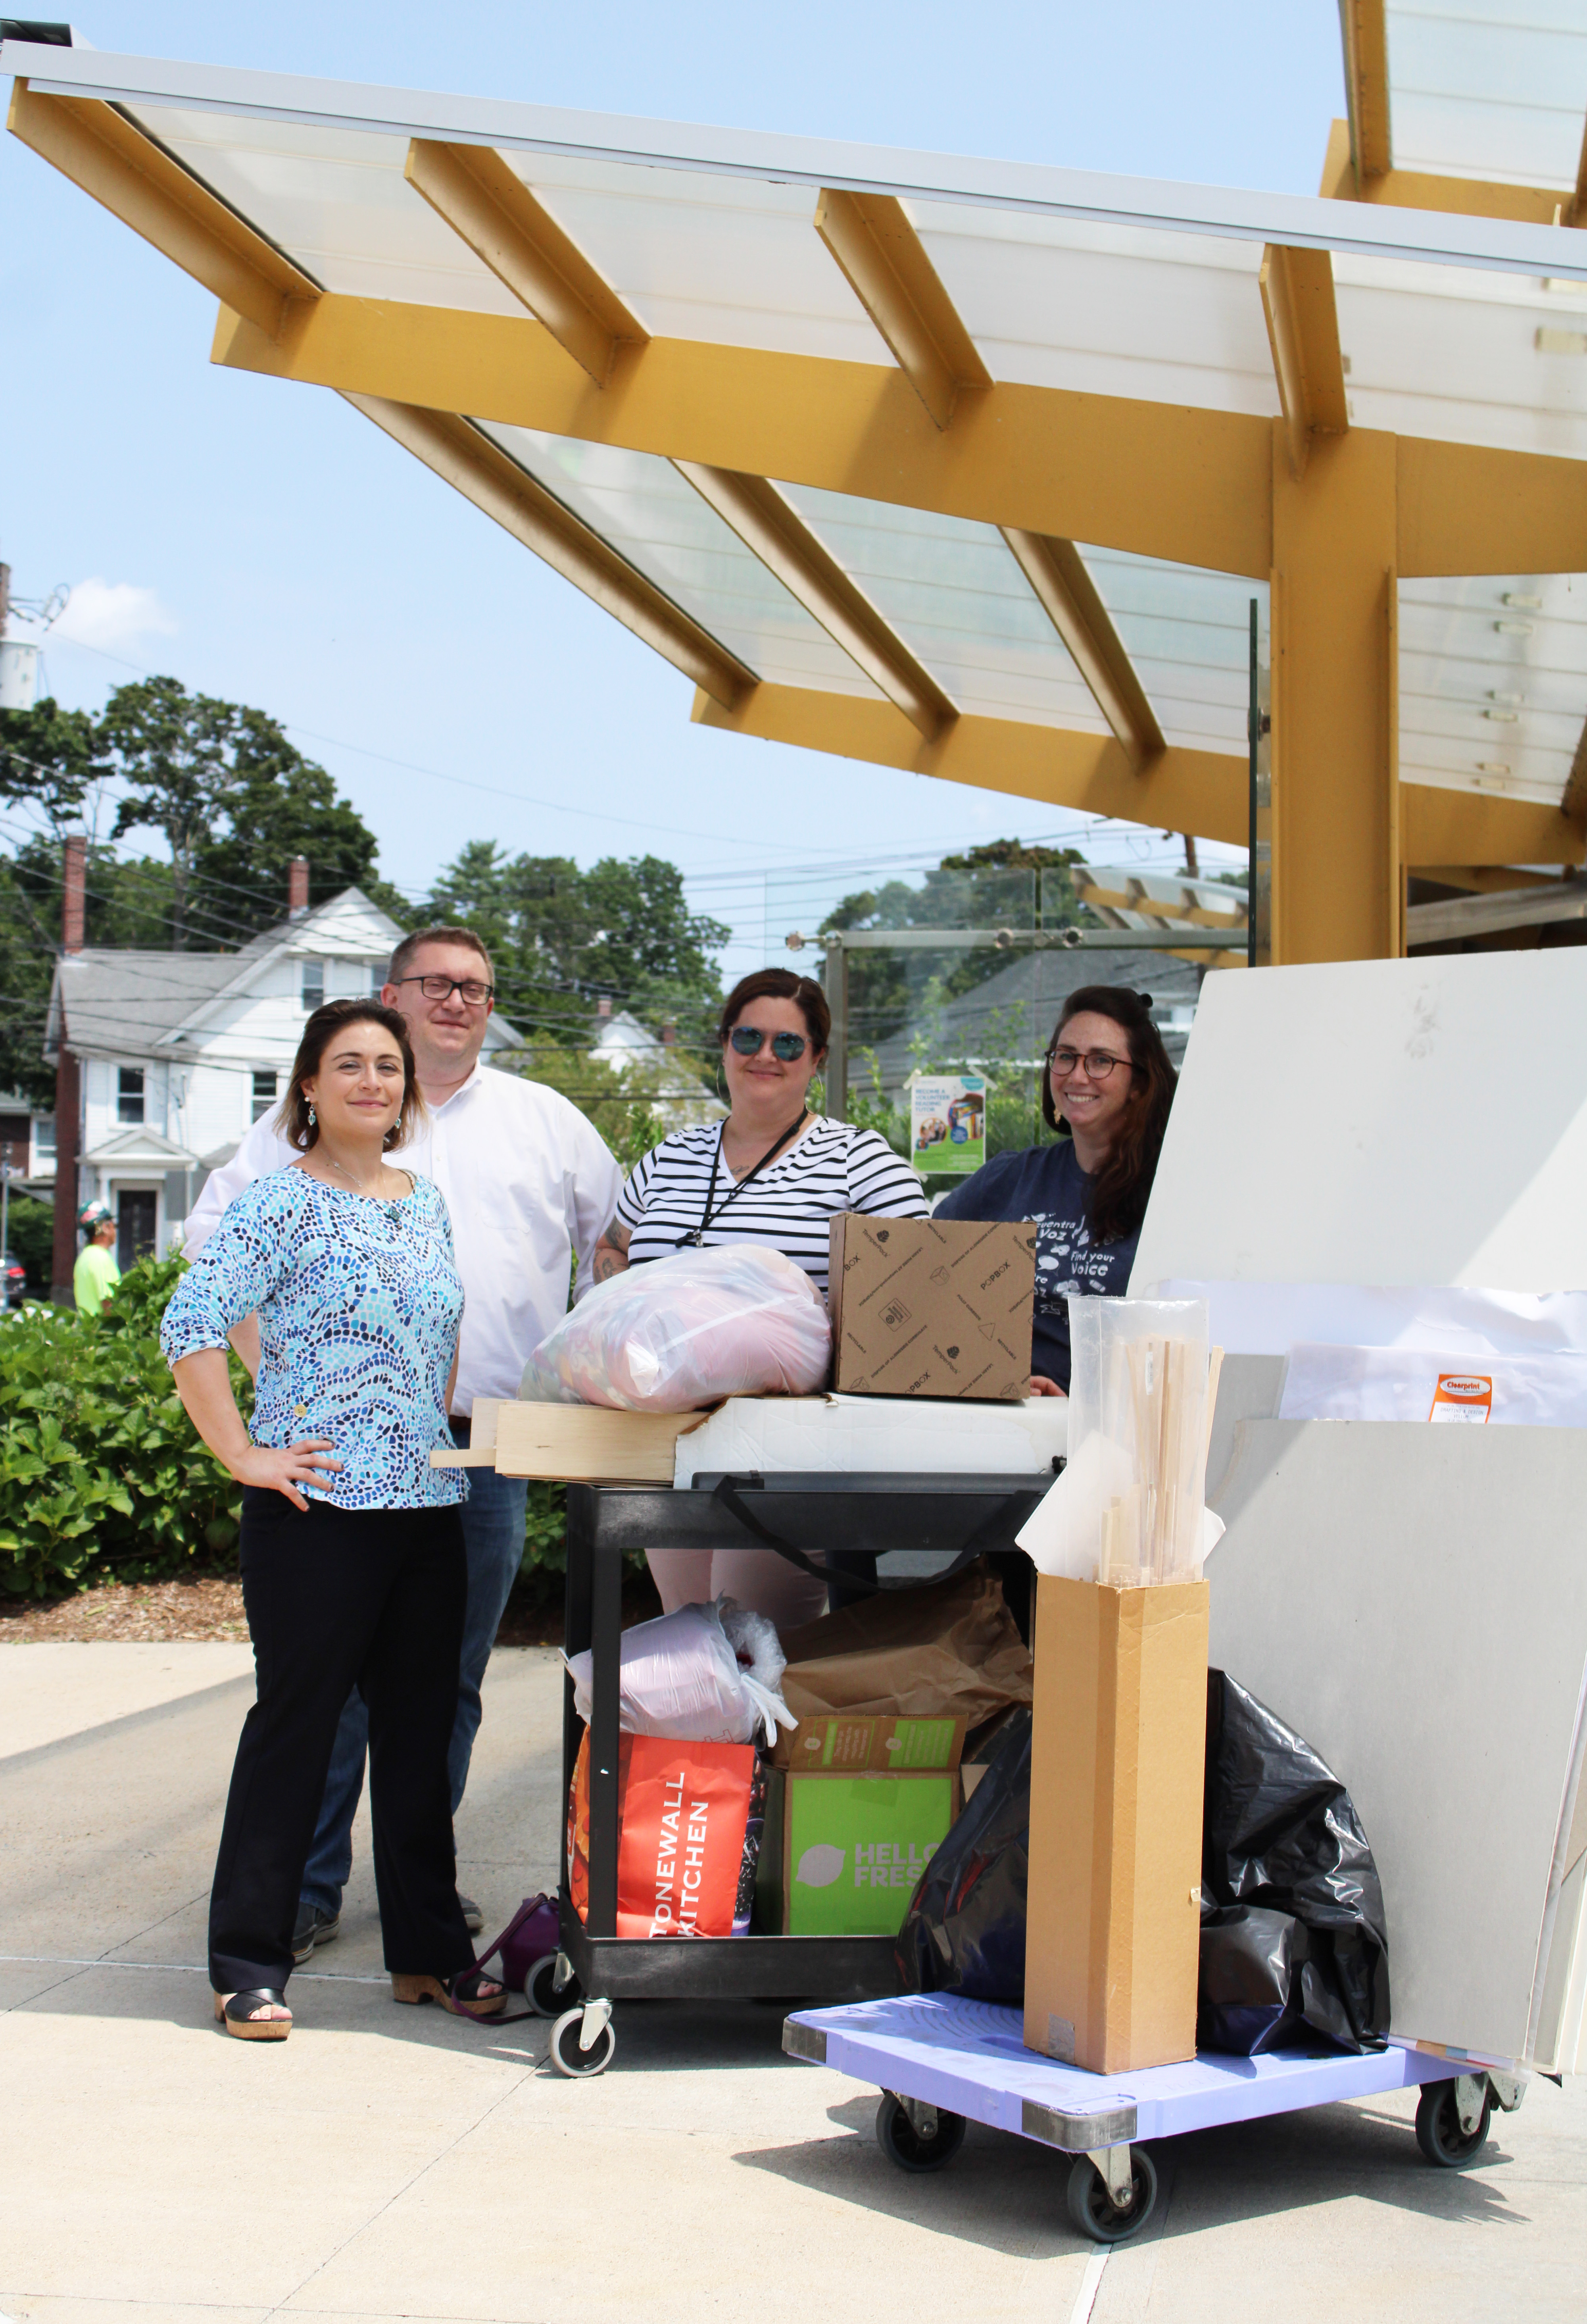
[1429,1372,1493,1424]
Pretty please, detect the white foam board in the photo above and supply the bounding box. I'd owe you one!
[671,1392,1067,1487]
[1132,950,1587,1293]
[1207,1418,1587,2066]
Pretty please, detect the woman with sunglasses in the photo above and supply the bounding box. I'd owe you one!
[592,968,928,1626]
[934,987,1176,1396]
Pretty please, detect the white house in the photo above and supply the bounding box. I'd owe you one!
[45,887,522,1264]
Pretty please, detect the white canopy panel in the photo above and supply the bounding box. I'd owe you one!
[1386,1,1587,192]
[1399,572,1587,808]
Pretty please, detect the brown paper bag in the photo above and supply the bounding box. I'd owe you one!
[778,1566,1033,1728]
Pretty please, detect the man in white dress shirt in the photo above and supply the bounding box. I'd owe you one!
[185,925,623,1957]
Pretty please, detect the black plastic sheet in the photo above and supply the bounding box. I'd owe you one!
[1200,1670,1391,2055]
[894,1708,1031,2005]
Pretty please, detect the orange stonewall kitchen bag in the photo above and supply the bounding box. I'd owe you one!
[567,1730,755,1939]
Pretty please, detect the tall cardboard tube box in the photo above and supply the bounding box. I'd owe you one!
[1024,1574,1210,2074]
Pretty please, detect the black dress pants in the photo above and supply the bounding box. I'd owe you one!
[209,1489,475,1995]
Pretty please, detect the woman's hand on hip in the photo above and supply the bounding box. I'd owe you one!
[232,1438,342,1511]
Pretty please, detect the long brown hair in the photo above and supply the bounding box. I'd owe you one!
[281,1000,424,1153]
[1041,986,1176,1245]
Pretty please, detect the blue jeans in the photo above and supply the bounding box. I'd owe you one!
[299,1425,529,1917]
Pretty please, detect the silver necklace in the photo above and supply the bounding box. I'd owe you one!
[321,1150,384,1197]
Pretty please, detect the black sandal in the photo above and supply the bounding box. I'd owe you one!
[392,1968,507,2020]
[213,1988,292,2041]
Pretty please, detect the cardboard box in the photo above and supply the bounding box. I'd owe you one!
[769,1713,966,1774]
[784,1771,959,1935]
[828,1216,1037,1401]
[1024,1574,1209,2074]
[431,1398,714,1483]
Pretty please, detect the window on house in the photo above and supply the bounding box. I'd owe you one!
[252,1070,278,1123]
[302,959,325,1011]
[117,1067,145,1125]
[33,1115,55,1161]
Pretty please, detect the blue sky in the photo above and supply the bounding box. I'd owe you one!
[1,3,1342,976]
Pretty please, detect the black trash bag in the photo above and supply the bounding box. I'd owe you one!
[894,1707,1031,2004]
[1200,1670,1391,2056]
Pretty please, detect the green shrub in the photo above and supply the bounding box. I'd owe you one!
[5,1194,56,1293]
[0,1253,249,1598]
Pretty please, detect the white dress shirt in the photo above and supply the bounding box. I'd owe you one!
[183,1063,623,1417]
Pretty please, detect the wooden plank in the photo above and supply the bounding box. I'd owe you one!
[492,1399,712,1482]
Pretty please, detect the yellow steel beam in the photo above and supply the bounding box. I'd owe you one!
[1320,120,1570,224]
[1562,718,1587,828]
[7,81,318,339]
[1412,865,1567,893]
[693,681,1246,837]
[691,675,1582,867]
[1397,438,1587,576]
[210,295,1274,576]
[1259,245,1350,478]
[1401,785,1584,869]
[813,188,991,430]
[1270,429,1400,960]
[1340,0,1392,184]
[403,139,647,386]
[674,463,955,739]
[344,396,754,710]
[1000,530,1164,765]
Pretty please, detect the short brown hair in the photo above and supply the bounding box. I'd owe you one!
[1041,986,1176,1244]
[717,968,831,1054]
[386,923,494,990]
[281,1000,423,1153]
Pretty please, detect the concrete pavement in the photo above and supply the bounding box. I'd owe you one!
[1,1641,1583,2324]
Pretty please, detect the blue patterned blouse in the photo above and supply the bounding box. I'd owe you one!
[160,1167,467,1510]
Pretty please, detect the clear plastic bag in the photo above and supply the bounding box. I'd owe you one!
[1017,1297,1220,1585]
[520,1242,832,1412]
[562,1595,796,1747]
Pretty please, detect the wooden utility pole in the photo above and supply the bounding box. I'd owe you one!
[50,834,86,1304]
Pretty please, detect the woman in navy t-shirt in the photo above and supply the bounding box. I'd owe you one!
[934,986,1177,1393]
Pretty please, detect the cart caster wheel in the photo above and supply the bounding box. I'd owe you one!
[1416,2078,1492,2168]
[875,2093,967,2172]
[525,1951,580,2019]
[1067,2147,1158,2243]
[549,2003,615,2078]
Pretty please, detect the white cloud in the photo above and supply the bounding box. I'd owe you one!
[51,577,179,654]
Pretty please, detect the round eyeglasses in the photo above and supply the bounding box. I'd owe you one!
[1047,1045,1132,1081]
[728,1025,809,1062]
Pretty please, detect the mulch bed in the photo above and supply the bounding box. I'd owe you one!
[0,1566,664,1647]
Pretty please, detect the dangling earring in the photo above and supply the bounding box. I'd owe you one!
[307,1104,316,1127]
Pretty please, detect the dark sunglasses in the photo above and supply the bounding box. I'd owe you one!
[727,1025,809,1061]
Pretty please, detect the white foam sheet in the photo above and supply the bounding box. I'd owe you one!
[671,1392,1068,1487]
[1131,951,1587,1294]
[1152,1281,1587,1357]
[1207,1419,1587,2066]
[1277,1344,1587,1427]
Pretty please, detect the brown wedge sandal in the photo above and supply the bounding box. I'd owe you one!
[391,1967,507,2021]
[213,1988,292,2041]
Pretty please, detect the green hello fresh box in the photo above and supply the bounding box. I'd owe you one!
[782,1772,959,1935]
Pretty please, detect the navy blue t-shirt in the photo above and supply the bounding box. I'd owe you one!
[934,1142,1139,1391]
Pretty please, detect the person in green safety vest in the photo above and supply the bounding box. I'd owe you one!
[73,1203,120,1313]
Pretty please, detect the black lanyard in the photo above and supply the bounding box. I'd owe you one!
[676,1115,807,1247]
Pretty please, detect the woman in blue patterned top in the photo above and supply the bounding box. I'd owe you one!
[163,998,503,2041]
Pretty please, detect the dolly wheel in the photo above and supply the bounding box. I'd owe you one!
[526,1951,580,2019]
[1416,2078,1492,2168]
[1067,2147,1158,2243]
[549,2003,616,2078]
[875,2093,968,2172]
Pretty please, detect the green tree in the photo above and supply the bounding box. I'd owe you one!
[823,837,1085,1047]
[0,696,108,830]
[100,677,383,945]
[424,843,730,1047]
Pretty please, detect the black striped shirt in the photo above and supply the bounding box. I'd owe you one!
[614,1117,928,1293]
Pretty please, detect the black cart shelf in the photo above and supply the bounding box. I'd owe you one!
[543,1472,1043,2074]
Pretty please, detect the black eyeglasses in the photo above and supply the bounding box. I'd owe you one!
[728,1025,809,1061]
[393,973,495,1006]
[1047,1045,1133,1081]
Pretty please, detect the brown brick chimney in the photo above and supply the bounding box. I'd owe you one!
[288,856,310,917]
[51,834,88,1302]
